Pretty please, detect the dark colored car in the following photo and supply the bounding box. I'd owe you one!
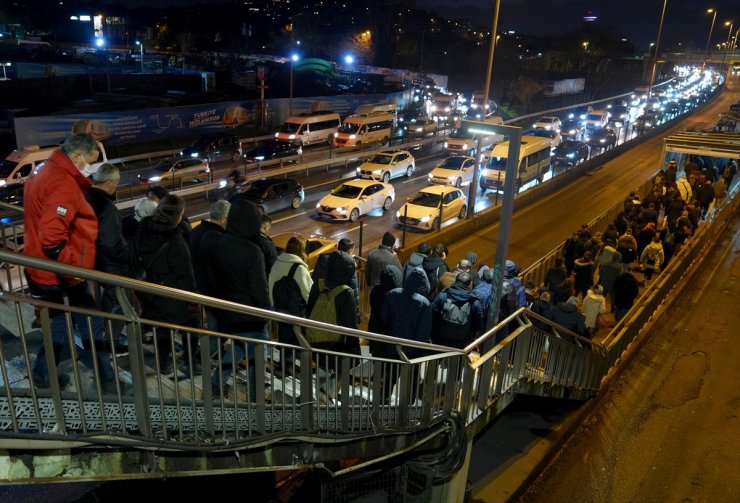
[0,183,24,206]
[584,127,617,150]
[663,101,681,116]
[181,134,243,163]
[560,119,584,140]
[609,105,630,125]
[398,107,427,125]
[245,140,302,163]
[552,140,590,167]
[229,178,304,215]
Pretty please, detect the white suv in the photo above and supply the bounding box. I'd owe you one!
[356,150,415,183]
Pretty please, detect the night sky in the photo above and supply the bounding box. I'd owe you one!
[127,0,738,51]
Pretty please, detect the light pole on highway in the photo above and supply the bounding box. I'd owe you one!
[721,21,733,74]
[702,8,718,73]
[647,0,668,100]
[289,53,299,116]
[135,40,144,73]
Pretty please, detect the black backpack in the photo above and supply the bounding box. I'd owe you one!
[273,263,306,317]
[439,296,473,340]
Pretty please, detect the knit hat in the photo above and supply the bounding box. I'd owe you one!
[418,242,431,255]
[464,251,478,265]
[505,259,517,274]
[382,232,396,247]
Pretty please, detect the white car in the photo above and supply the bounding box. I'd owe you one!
[528,129,562,149]
[317,179,395,222]
[396,185,467,231]
[356,150,415,183]
[405,118,438,136]
[533,116,562,131]
[428,156,477,187]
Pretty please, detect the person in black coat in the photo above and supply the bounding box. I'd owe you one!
[209,198,271,399]
[613,271,640,323]
[258,214,278,276]
[134,195,198,374]
[367,264,403,337]
[430,272,484,349]
[146,185,193,242]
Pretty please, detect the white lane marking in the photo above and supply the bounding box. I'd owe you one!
[330,226,361,239]
[272,210,309,223]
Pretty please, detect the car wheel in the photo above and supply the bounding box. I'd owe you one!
[383,196,392,210]
[257,205,265,216]
[458,205,467,219]
[382,171,390,184]
[432,218,440,231]
[349,208,360,222]
[231,151,241,162]
[291,196,302,209]
[406,165,414,177]
[455,177,462,188]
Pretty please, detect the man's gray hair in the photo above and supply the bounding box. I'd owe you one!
[210,199,231,220]
[60,133,98,156]
[92,163,119,183]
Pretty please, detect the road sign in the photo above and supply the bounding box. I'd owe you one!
[257,65,266,81]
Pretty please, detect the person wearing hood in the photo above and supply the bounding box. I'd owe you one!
[146,185,192,242]
[572,251,595,300]
[430,272,483,349]
[548,296,587,338]
[613,270,640,322]
[378,267,432,359]
[268,235,313,346]
[422,243,449,298]
[640,234,665,283]
[368,264,403,337]
[402,242,430,280]
[366,232,402,288]
[134,194,199,376]
[582,285,607,337]
[209,198,271,399]
[258,214,278,276]
[306,250,361,354]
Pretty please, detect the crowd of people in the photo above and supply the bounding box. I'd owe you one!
[20,132,732,400]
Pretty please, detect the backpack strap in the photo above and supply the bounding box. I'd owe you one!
[287,262,300,279]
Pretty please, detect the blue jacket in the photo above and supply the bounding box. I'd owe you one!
[379,268,432,358]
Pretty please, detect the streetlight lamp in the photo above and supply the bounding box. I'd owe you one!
[583,41,590,51]
[702,8,718,72]
[344,54,354,65]
[647,0,668,101]
[135,40,144,73]
[289,53,299,116]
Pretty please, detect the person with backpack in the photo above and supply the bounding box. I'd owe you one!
[312,237,360,324]
[305,250,360,355]
[402,242,430,281]
[430,272,483,349]
[422,243,449,299]
[640,234,664,284]
[268,235,313,345]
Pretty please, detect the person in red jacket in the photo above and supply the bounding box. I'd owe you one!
[24,133,116,392]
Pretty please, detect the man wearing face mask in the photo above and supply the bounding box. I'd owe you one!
[24,133,118,393]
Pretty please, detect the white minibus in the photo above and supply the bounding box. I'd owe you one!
[275,111,341,146]
[333,112,394,147]
[480,136,552,192]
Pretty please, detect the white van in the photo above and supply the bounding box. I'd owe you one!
[275,111,341,146]
[333,112,394,147]
[354,102,397,116]
[480,135,552,192]
[445,116,504,156]
[0,141,108,187]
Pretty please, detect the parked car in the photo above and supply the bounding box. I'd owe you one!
[181,134,243,163]
[317,179,395,222]
[428,156,477,187]
[527,128,562,149]
[244,140,302,163]
[533,116,562,131]
[584,127,617,150]
[356,150,415,183]
[138,158,210,185]
[396,185,467,231]
[272,232,335,271]
[404,118,438,136]
[229,177,304,215]
[552,140,590,167]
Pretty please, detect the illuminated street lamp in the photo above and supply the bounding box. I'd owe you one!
[289,53,299,116]
[344,54,354,65]
[583,41,589,51]
[702,8,718,72]
[135,40,144,73]
[96,37,111,93]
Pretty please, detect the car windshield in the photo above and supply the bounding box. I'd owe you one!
[437,157,467,170]
[187,139,211,150]
[0,160,19,178]
[367,154,392,165]
[331,184,363,198]
[539,117,555,123]
[449,128,473,139]
[486,156,507,170]
[532,130,554,138]
[279,122,301,134]
[239,182,269,197]
[409,191,441,208]
[338,122,361,134]
[586,114,602,121]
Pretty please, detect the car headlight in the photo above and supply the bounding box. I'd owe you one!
[289,134,296,140]
[356,167,362,174]
[462,143,468,150]
[316,203,321,209]
[444,107,450,112]
[255,156,264,161]
[399,117,404,122]
[396,210,401,218]
[444,141,449,148]
[337,207,346,213]
[415,127,422,132]
[190,153,198,158]
[448,176,456,180]
[349,134,356,139]
[428,173,433,180]
[569,129,576,135]
[566,153,575,158]
[274,133,279,138]
[149,176,160,182]
[334,132,339,137]
[599,139,605,143]
[420,215,431,223]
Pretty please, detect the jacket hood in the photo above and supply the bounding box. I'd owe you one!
[555,301,578,313]
[226,198,261,241]
[276,252,308,267]
[403,267,430,296]
[137,216,179,253]
[446,282,476,302]
[407,251,425,269]
[423,254,446,273]
[326,250,356,285]
[380,264,403,291]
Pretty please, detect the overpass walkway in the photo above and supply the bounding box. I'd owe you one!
[0,171,737,501]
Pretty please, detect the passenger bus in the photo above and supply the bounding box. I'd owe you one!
[332,112,394,147]
[480,135,552,192]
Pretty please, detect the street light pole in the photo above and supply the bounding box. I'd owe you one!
[136,41,144,73]
[722,21,733,74]
[702,8,718,72]
[289,54,298,116]
[647,0,668,100]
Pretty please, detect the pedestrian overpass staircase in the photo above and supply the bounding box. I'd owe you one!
[0,186,736,498]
